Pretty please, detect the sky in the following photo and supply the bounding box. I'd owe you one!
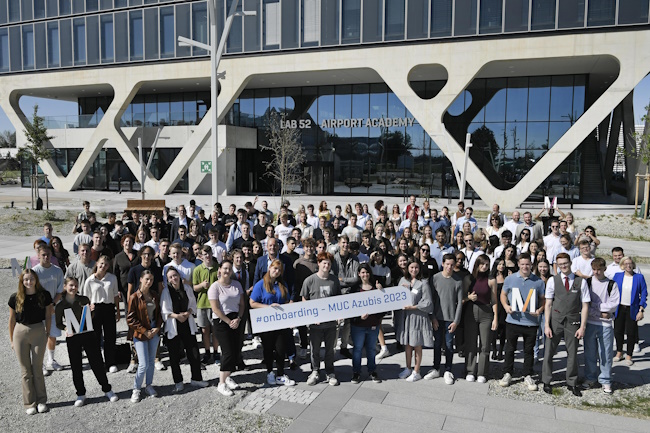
[1,74,649,134]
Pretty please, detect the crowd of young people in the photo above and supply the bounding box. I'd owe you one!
[8,196,647,414]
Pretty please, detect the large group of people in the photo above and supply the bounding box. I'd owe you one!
[8,196,647,415]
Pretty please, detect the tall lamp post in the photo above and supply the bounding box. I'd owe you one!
[178,0,255,207]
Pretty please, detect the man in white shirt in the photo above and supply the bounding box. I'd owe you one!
[516,211,543,242]
[306,204,320,228]
[275,214,294,246]
[355,203,370,230]
[226,209,253,251]
[571,240,595,278]
[454,207,478,236]
[543,220,562,260]
[485,204,508,228]
[145,226,161,253]
[551,234,579,273]
[504,211,522,236]
[605,247,626,279]
[399,209,419,237]
[163,244,196,286]
[461,232,484,272]
[205,228,226,263]
[341,214,362,243]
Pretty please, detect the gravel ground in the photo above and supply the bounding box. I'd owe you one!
[0,208,77,238]
[0,269,291,433]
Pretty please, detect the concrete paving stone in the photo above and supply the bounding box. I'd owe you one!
[341,398,446,428]
[327,411,372,432]
[310,384,359,410]
[382,391,484,421]
[363,417,444,433]
[442,416,524,433]
[360,377,456,402]
[285,418,328,433]
[297,404,341,425]
[447,377,490,395]
[482,408,595,433]
[350,387,388,404]
[555,407,649,433]
[296,381,329,393]
[452,391,556,418]
[593,426,636,433]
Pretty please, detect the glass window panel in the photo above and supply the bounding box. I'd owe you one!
[388,90,405,118]
[8,0,19,22]
[0,0,6,24]
[573,75,585,118]
[269,88,284,115]
[243,0,260,52]
[587,0,615,26]
[129,10,143,60]
[548,121,570,148]
[335,85,352,121]
[35,22,46,69]
[467,79,485,123]
[558,0,584,28]
[531,0,555,30]
[9,26,20,71]
[549,75,573,121]
[446,91,465,116]
[281,0,298,48]
[506,77,528,122]
[60,18,72,66]
[114,11,127,61]
[169,93,182,125]
[73,17,85,65]
[132,95,144,125]
[100,14,113,62]
[34,0,46,18]
[0,28,8,72]
[484,78,506,122]
[47,21,59,66]
[363,0,382,42]
[72,0,84,13]
[263,0,281,49]
[46,0,57,16]
[144,94,156,126]
[342,0,360,43]
[321,0,339,45]
[254,88,270,126]
[352,83,369,119]
[86,15,99,64]
[225,0,242,53]
[238,89,254,127]
[192,1,209,55]
[160,6,174,58]
[526,121,548,149]
[527,76,550,121]
[59,0,71,14]
[385,0,405,40]
[318,86,334,133]
[618,0,649,25]
[454,0,477,35]
[21,0,33,20]
[479,0,502,33]
[128,0,140,4]
[144,8,158,59]
[302,0,320,46]
[22,24,34,69]
[100,0,111,10]
[176,3,190,57]
[431,0,452,36]
[86,0,98,12]
[115,0,125,6]
[407,0,427,39]
[504,0,528,32]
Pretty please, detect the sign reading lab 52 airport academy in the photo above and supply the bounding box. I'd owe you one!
[250,286,412,334]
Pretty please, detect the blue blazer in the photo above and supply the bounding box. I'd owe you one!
[612,272,647,320]
[253,254,294,298]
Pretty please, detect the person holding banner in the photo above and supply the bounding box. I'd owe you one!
[396,259,434,382]
[8,269,53,415]
[55,277,119,407]
[250,259,296,387]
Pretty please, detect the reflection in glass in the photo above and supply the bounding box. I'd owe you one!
[527,76,550,121]
[531,0,556,30]
[506,77,528,122]
[550,75,574,121]
[484,79,506,122]
[22,25,34,69]
[129,10,143,61]
[264,0,281,48]
[385,0,405,40]
[73,18,85,65]
[431,0,453,36]
[480,0,502,34]
[342,0,361,43]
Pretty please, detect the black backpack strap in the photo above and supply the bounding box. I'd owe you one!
[607,280,615,296]
[586,277,592,289]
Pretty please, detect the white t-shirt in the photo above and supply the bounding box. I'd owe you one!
[274,224,294,246]
[620,275,634,306]
[571,255,594,277]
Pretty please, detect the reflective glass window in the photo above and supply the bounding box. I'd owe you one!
[115,0,125,6]
[129,10,143,60]
[244,0,260,52]
[144,8,158,60]
[59,0,71,15]
[531,0,555,30]
[8,0,19,22]
[431,0,452,37]
[86,15,99,65]
[263,0,281,49]
[618,0,649,24]
[527,76,550,121]
[302,0,320,46]
[114,11,127,61]
[484,78,506,122]
[22,24,34,69]
[191,1,208,55]
[454,0,477,35]
[224,0,242,53]
[504,0,528,32]
[100,0,111,10]
[47,22,59,66]
[321,0,339,45]
[239,89,254,127]
[21,0,33,20]
[254,88,269,127]
[47,0,57,17]
[9,26,20,71]
[34,0,46,18]
[60,18,72,66]
[73,17,86,65]
[407,0,427,39]
[573,75,585,118]
[480,0,502,33]
[269,88,285,115]
[170,93,182,125]
[363,0,382,42]
[385,0,405,40]
[100,14,113,62]
[506,77,528,122]
[558,0,584,28]
[35,22,46,69]
[0,29,8,72]
[342,0,360,43]
[0,0,6,24]
[587,0,615,26]
[549,75,573,121]
[86,0,98,12]
[72,0,84,13]
[281,0,298,48]
[160,6,174,58]
[175,3,190,57]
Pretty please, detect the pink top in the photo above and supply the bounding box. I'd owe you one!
[207,280,243,317]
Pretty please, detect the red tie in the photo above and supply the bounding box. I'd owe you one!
[564,276,570,291]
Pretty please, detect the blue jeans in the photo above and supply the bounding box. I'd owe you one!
[133,335,160,389]
[584,323,614,385]
[350,325,380,374]
[433,320,455,372]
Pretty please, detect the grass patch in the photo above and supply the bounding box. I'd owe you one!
[552,387,564,396]
[581,396,650,419]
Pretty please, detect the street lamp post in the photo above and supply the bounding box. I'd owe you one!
[459,133,473,201]
[178,0,255,207]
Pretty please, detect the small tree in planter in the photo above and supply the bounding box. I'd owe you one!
[17,105,53,210]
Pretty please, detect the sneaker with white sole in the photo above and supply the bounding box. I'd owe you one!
[524,375,538,391]
[253,336,262,349]
[145,384,157,397]
[351,373,361,384]
[105,390,119,402]
[37,403,49,413]
[398,368,412,379]
[191,380,209,388]
[225,377,239,390]
[174,382,185,392]
[370,372,382,383]
[126,363,138,374]
[477,376,487,383]
[47,360,63,371]
[307,371,320,386]
[424,369,440,380]
[634,343,641,353]
[298,348,307,359]
[131,389,141,403]
[42,367,51,377]
[154,360,166,371]
[276,374,296,386]
[267,372,276,385]
[466,374,475,382]
[499,372,512,387]
[327,373,339,386]
[74,395,86,407]
[376,347,390,360]
[406,371,422,382]
[217,382,234,396]
[444,371,455,385]
[108,365,118,373]
[603,384,613,394]
[25,407,37,415]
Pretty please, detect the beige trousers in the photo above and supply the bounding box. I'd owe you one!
[13,322,48,408]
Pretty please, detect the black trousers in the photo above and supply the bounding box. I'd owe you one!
[165,321,203,384]
[614,305,638,356]
[93,303,117,369]
[260,330,285,375]
[66,332,111,396]
[213,313,242,373]
[503,323,537,377]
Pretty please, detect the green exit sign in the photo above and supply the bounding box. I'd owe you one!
[200,161,212,173]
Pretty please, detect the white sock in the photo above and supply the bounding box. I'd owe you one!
[47,349,55,363]
[381,345,387,350]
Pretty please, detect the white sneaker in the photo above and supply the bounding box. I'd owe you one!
[307,370,320,386]
[298,348,307,359]
[37,403,49,413]
[444,371,455,385]
[399,368,412,379]
[499,373,512,387]
[276,374,296,386]
[424,369,440,380]
[74,395,86,407]
[406,371,422,382]
[327,373,339,386]
[154,360,166,371]
[253,336,262,349]
[466,374,475,382]
[191,379,209,388]
[47,360,63,371]
[174,382,185,392]
[105,390,119,402]
[634,343,641,353]
[108,365,118,373]
[145,385,157,397]
[217,382,234,396]
[267,372,276,385]
[376,346,390,360]
[26,407,37,415]
[603,384,613,394]
[293,328,299,337]
[225,377,239,390]
[524,375,538,391]
[126,363,138,374]
[131,389,141,403]
[477,376,487,383]
[42,367,51,376]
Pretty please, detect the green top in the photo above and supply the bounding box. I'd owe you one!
[192,263,220,309]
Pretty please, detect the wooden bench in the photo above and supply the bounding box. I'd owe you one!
[124,199,166,216]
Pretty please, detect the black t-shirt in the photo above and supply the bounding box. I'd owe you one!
[9,291,53,325]
[127,263,163,293]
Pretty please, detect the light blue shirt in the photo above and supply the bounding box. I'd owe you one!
[502,272,545,327]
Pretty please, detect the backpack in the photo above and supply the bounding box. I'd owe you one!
[585,277,616,296]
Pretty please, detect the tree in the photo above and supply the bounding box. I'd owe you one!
[17,105,53,209]
[261,111,306,202]
[631,103,650,174]
[0,130,16,148]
